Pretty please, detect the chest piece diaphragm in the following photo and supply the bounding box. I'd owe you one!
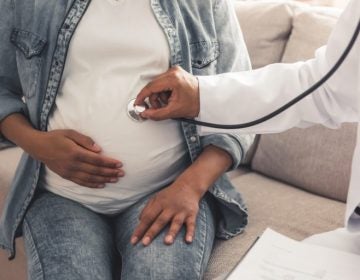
[127,98,149,122]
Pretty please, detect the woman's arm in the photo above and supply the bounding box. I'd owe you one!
[0,1,124,188]
[1,113,124,188]
[131,145,232,246]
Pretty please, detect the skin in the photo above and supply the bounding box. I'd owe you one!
[135,66,200,121]
[0,112,232,245]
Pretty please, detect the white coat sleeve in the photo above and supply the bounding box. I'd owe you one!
[196,0,360,135]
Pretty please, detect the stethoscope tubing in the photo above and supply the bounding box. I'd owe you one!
[176,19,360,129]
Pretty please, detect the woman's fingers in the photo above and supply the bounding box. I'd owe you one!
[72,171,119,186]
[77,149,122,168]
[75,162,124,178]
[141,212,174,246]
[71,177,105,189]
[185,216,197,244]
[164,214,186,245]
[131,200,162,245]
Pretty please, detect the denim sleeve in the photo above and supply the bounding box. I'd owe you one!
[199,0,255,170]
[0,0,27,149]
[201,133,255,170]
[214,0,252,73]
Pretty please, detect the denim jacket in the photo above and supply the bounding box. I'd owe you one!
[0,0,254,259]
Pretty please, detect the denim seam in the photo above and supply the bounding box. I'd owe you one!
[10,161,40,259]
[195,200,208,280]
[151,0,182,66]
[40,0,91,131]
[23,218,44,280]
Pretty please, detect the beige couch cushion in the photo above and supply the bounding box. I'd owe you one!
[204,172,345,279]
[282,9,339,63]
[233,1,294,69]
[252,124,357,202]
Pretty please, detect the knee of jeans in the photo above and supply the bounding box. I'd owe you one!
[121,256,202,280]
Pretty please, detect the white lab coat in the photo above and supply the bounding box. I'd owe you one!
[197,0,360,246]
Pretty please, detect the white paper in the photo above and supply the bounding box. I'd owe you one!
[226,228,360,280]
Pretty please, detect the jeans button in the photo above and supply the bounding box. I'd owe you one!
[190,136,197,143]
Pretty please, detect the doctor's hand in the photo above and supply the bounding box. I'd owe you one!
[135,66,200,120]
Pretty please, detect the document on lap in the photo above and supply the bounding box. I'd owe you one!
[225,228,360,280]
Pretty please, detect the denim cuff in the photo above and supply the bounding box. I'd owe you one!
[0,99,27,149]
[0,137,15,150]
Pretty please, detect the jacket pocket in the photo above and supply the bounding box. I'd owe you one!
[10,29,47,99]
[190,41,220,70]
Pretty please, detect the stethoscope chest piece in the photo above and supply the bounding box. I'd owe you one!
[127,99,148,122]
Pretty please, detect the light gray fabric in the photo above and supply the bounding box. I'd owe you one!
[204,172,345,279]
[0,147,26,280]
[251,124,357,202]
[233,1,295,69]
[282,9,339,63]
[0,147,22,212]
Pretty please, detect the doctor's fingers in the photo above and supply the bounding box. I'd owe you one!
[136,76,176,107]
[140,107,176,121]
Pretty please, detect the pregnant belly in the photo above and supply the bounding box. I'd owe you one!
[44,113,190,213]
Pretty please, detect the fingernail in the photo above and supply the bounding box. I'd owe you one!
[131,236,138,245]
[93,143,101,151]
[116,162,122,168]
[118,172,124,177]
[142,237,151,246]
[110,178,118,183]
[98,184,105,188]
[186,236,193,243]
[165,235,174,244]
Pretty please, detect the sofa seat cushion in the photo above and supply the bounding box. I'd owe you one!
[0,147,27,280]
[0,147,23,215]
[252,123,357,203]
[204,172,345,279]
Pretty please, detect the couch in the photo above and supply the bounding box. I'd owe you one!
[0,1,353,279]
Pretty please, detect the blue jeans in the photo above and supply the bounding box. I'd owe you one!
[22,190,216,280]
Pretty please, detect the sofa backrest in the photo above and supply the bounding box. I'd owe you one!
[234,1,356,203]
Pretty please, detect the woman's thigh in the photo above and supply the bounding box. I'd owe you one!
[114,194,216,280]
[23,191,116,280]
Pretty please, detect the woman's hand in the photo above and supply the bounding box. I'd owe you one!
[33,129,124,188]
[130,145,233,246]
[131,177,202,246]
[0,114,124,189]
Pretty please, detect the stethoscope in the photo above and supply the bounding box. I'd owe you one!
[127,18,360,129]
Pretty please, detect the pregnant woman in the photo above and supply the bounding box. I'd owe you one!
[0,0,254,279]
